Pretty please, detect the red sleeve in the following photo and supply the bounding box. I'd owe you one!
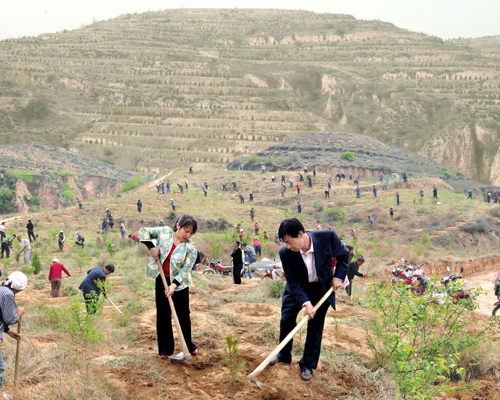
[62,265,71,277]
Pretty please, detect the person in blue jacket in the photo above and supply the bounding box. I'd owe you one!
[269,218,349,381]
[79,265,115,314]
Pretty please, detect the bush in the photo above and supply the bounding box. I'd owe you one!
[246,155,259,166]
[341,151,354,161]
[364,282,494,399]
[265,157,274,165]
[121,177,145,192]
[326,206,347,224]
[265,279,285,298]
[460,218,491,234]
[9,170,38,183]
[0,187,14,213]
[32,252,42,274]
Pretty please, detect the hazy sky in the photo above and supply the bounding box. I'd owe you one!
[1,0,499,41]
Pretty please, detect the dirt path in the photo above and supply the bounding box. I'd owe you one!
[467,271,498,316]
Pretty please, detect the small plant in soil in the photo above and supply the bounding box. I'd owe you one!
[223,335,245,380]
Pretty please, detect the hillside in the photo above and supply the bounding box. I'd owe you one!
[0,144,136,214]
[228,131,492,194]
[1,9,500,183]
[2,164,500,398]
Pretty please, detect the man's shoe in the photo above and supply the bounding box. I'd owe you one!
[269,357,281,366]
[300,368,313,381]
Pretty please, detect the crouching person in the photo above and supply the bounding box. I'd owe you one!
[78,265,114,314]
[0,272,26,393]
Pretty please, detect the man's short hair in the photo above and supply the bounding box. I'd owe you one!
[357,256,365,263]
[278,218,305,239]
[242,242,247,247]
[105,264,115,273]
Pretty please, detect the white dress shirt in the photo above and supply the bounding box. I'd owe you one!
[300,236,318,282]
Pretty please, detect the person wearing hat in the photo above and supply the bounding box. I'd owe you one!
[0,271,26,392]
[105,208,112,221]
[56,231,65,251]
[75,231,85,248]
[79,264,115,314]
[49,258,71,298]
[346,256,367,298]
[120,222,126,239]
[238,229,245,242]
[316,225,321,230]
[170,198,176,211]
[159,219,165,227]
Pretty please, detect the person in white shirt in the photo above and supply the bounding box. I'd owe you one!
[268,218,349,381]
[17,236,31,265]
[0,222,5,241]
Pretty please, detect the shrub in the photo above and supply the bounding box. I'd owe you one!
[0,187,14,213]
[364,282,494,399]
[246,155,259,166]
[265,157,274,165]
[9,170,38,183]
[341,151,354,161]
[21,265,34,275]
[58,171,75,177]
[326,206,347,224]
[265,279,285,298]
[460,218,491,234]
[32,252,42,274]
[106,240,116,257]
[121,177,144,192]
[23,195,40,208]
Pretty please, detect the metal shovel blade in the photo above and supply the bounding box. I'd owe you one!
[170,352,192,360]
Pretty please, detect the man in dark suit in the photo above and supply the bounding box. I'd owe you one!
[270,218,349,381]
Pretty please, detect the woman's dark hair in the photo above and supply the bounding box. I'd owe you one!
[105,264,115,273]
[174,214,198,234]
[278,218,305,239]
[234,241,241,246]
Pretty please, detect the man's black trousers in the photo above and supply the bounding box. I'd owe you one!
[155,276,196,356]
[276,282,330,371]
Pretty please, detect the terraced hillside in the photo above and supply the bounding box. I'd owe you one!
[1,9,500,182]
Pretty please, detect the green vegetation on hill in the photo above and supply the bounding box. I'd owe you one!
[1,9,500,183]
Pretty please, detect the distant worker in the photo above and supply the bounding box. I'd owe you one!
[250,207,255,221]
[403,173,407,183]
[189,166,193,174]
[202,186,207,197]
[382,180,387,191]
[356,186,360,198]
[105,208,112,221]
[297,201,302,214]
[166,180,171,194]
[239,193,245,204]
[253,238,262,257]
[373,186,377,199]
[137,200,143,213]
[26,220,36,243]
[222,181,227,192]
[467,189,472,200]
[243,242,257,264]
[56,231,65,252]
[49,257,71,298]
[249,191,254,202]
[79,265,115,314]
[254,221,260,235]
[316,225,321,230]
[77,197,83,209]
[120,222,126,239]
[308,175,312,188]
[161,182,165,194]
[0,221,5,241]
[296,183,300,195]
[185,179,188,189]
[232,181,237,191]
[281,174,285,184]
[313,168,316,177]
[261,165,266,173]
[433,186,438,199]
[346,256,367,298]
[281,184,286,197]
[159,219,165,227]
[389,208,395,222]
[75,231,85,248]
[272,175,275,183]
[488,192,492,203]
[368,216,375,226]
[396,192,400,206]
[419,188,424,197]
[102,219,109,233]
[170,198,176,211]
[17,236,31,265]
[303,165,307,174]
[325,188,330,199]
[289,177,293,188]
[128,234,140,244]
[109,215,115,229]
[239,229,245,242]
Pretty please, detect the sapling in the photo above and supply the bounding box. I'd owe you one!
[223,335,245,380]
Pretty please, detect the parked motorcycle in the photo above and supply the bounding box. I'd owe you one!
[392,259,427,295]
[433,267,472,307]
[261,260,285,281]
[203,259,232,276]
[492,271,500,316]
[241,262,251,278]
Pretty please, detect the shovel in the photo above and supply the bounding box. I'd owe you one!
[107,297,123,314]
[155,256,191,360]
[248,287,334,388]
[14,315,22,389]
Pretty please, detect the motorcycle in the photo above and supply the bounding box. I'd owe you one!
[241,262,251,278]
[433,267,472,307]
[392,259,427,295]
[203,259,232,276]
[261,260,286,281]
[492,271,500,316]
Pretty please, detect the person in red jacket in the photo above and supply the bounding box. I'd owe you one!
[296,183,300,195]
[48,257,71,298]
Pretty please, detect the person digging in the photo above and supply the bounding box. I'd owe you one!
[49,258,71,298]
[78,265,115,314]
[346,256,367,298]
[0,272,26,396]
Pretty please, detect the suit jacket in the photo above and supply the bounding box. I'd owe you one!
[279,230,349,309]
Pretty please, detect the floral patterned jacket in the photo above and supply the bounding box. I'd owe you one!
[138,226,198,291]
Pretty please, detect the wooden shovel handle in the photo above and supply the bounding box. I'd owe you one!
[14,315,22,388]
[155,256,190,356]
[249,287,334,379]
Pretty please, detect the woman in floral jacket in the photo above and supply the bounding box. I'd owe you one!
[139,215,198,359]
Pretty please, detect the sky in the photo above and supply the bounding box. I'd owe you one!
[1,0,499,41]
